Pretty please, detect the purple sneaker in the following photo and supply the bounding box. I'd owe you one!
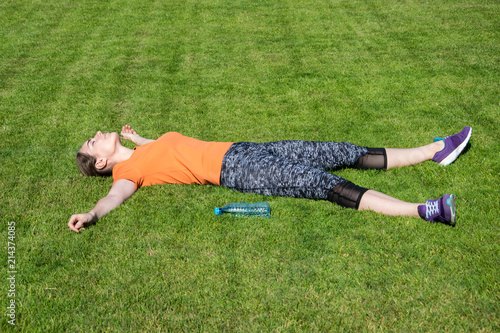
[418,194,456,226]
[432,127,472,166]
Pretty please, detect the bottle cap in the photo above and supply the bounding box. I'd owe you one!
[214,207,222,215]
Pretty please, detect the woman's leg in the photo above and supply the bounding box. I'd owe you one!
[358,190,456,225]
[358,190,421,217]
[385,141,444,169]
[258,139,444,171]
[257,140,369,170]
[386,126,472,169]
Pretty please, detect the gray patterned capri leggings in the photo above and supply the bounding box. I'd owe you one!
[219,141,383,208]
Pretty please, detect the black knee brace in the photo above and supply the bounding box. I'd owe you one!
[327,181,369,210]
[354,148,387,170]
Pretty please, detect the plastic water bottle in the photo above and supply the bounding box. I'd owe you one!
[214,202,271,218]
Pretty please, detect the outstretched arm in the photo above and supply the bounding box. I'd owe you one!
[68,179,136,233]
[121,125,155,146]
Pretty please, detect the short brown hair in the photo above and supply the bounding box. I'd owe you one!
[76,151,112,177]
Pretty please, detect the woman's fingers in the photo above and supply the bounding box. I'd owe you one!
[121,125,136,135]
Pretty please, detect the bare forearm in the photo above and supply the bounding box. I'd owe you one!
[132,136,155,146]
[68,179,136,233]
[89,194,125,220]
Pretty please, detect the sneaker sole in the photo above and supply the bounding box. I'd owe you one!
[440,127,473,166]
[446,194,456,226]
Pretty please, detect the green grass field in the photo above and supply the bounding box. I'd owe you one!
[1,0,499,331]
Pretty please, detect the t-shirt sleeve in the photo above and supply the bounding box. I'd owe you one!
[112,163,143,190]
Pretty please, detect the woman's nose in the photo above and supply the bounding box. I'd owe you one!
[95,131,102,138]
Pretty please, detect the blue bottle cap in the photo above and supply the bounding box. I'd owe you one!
[215,207,222,215]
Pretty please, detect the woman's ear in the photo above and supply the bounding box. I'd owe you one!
[95,158,108,171]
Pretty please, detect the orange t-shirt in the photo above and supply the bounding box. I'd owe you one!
[113,132,234,190]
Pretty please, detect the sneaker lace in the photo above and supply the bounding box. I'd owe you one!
[426,200,440,219]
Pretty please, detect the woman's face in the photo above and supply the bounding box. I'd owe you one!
[80,131,121,159]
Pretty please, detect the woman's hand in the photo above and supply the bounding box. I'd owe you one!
[67,179,137,233]
[120,125,155,146]
[68,212,97,233]
[121,125,138,142]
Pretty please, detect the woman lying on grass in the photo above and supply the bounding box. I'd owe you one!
[68,125,472,232]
